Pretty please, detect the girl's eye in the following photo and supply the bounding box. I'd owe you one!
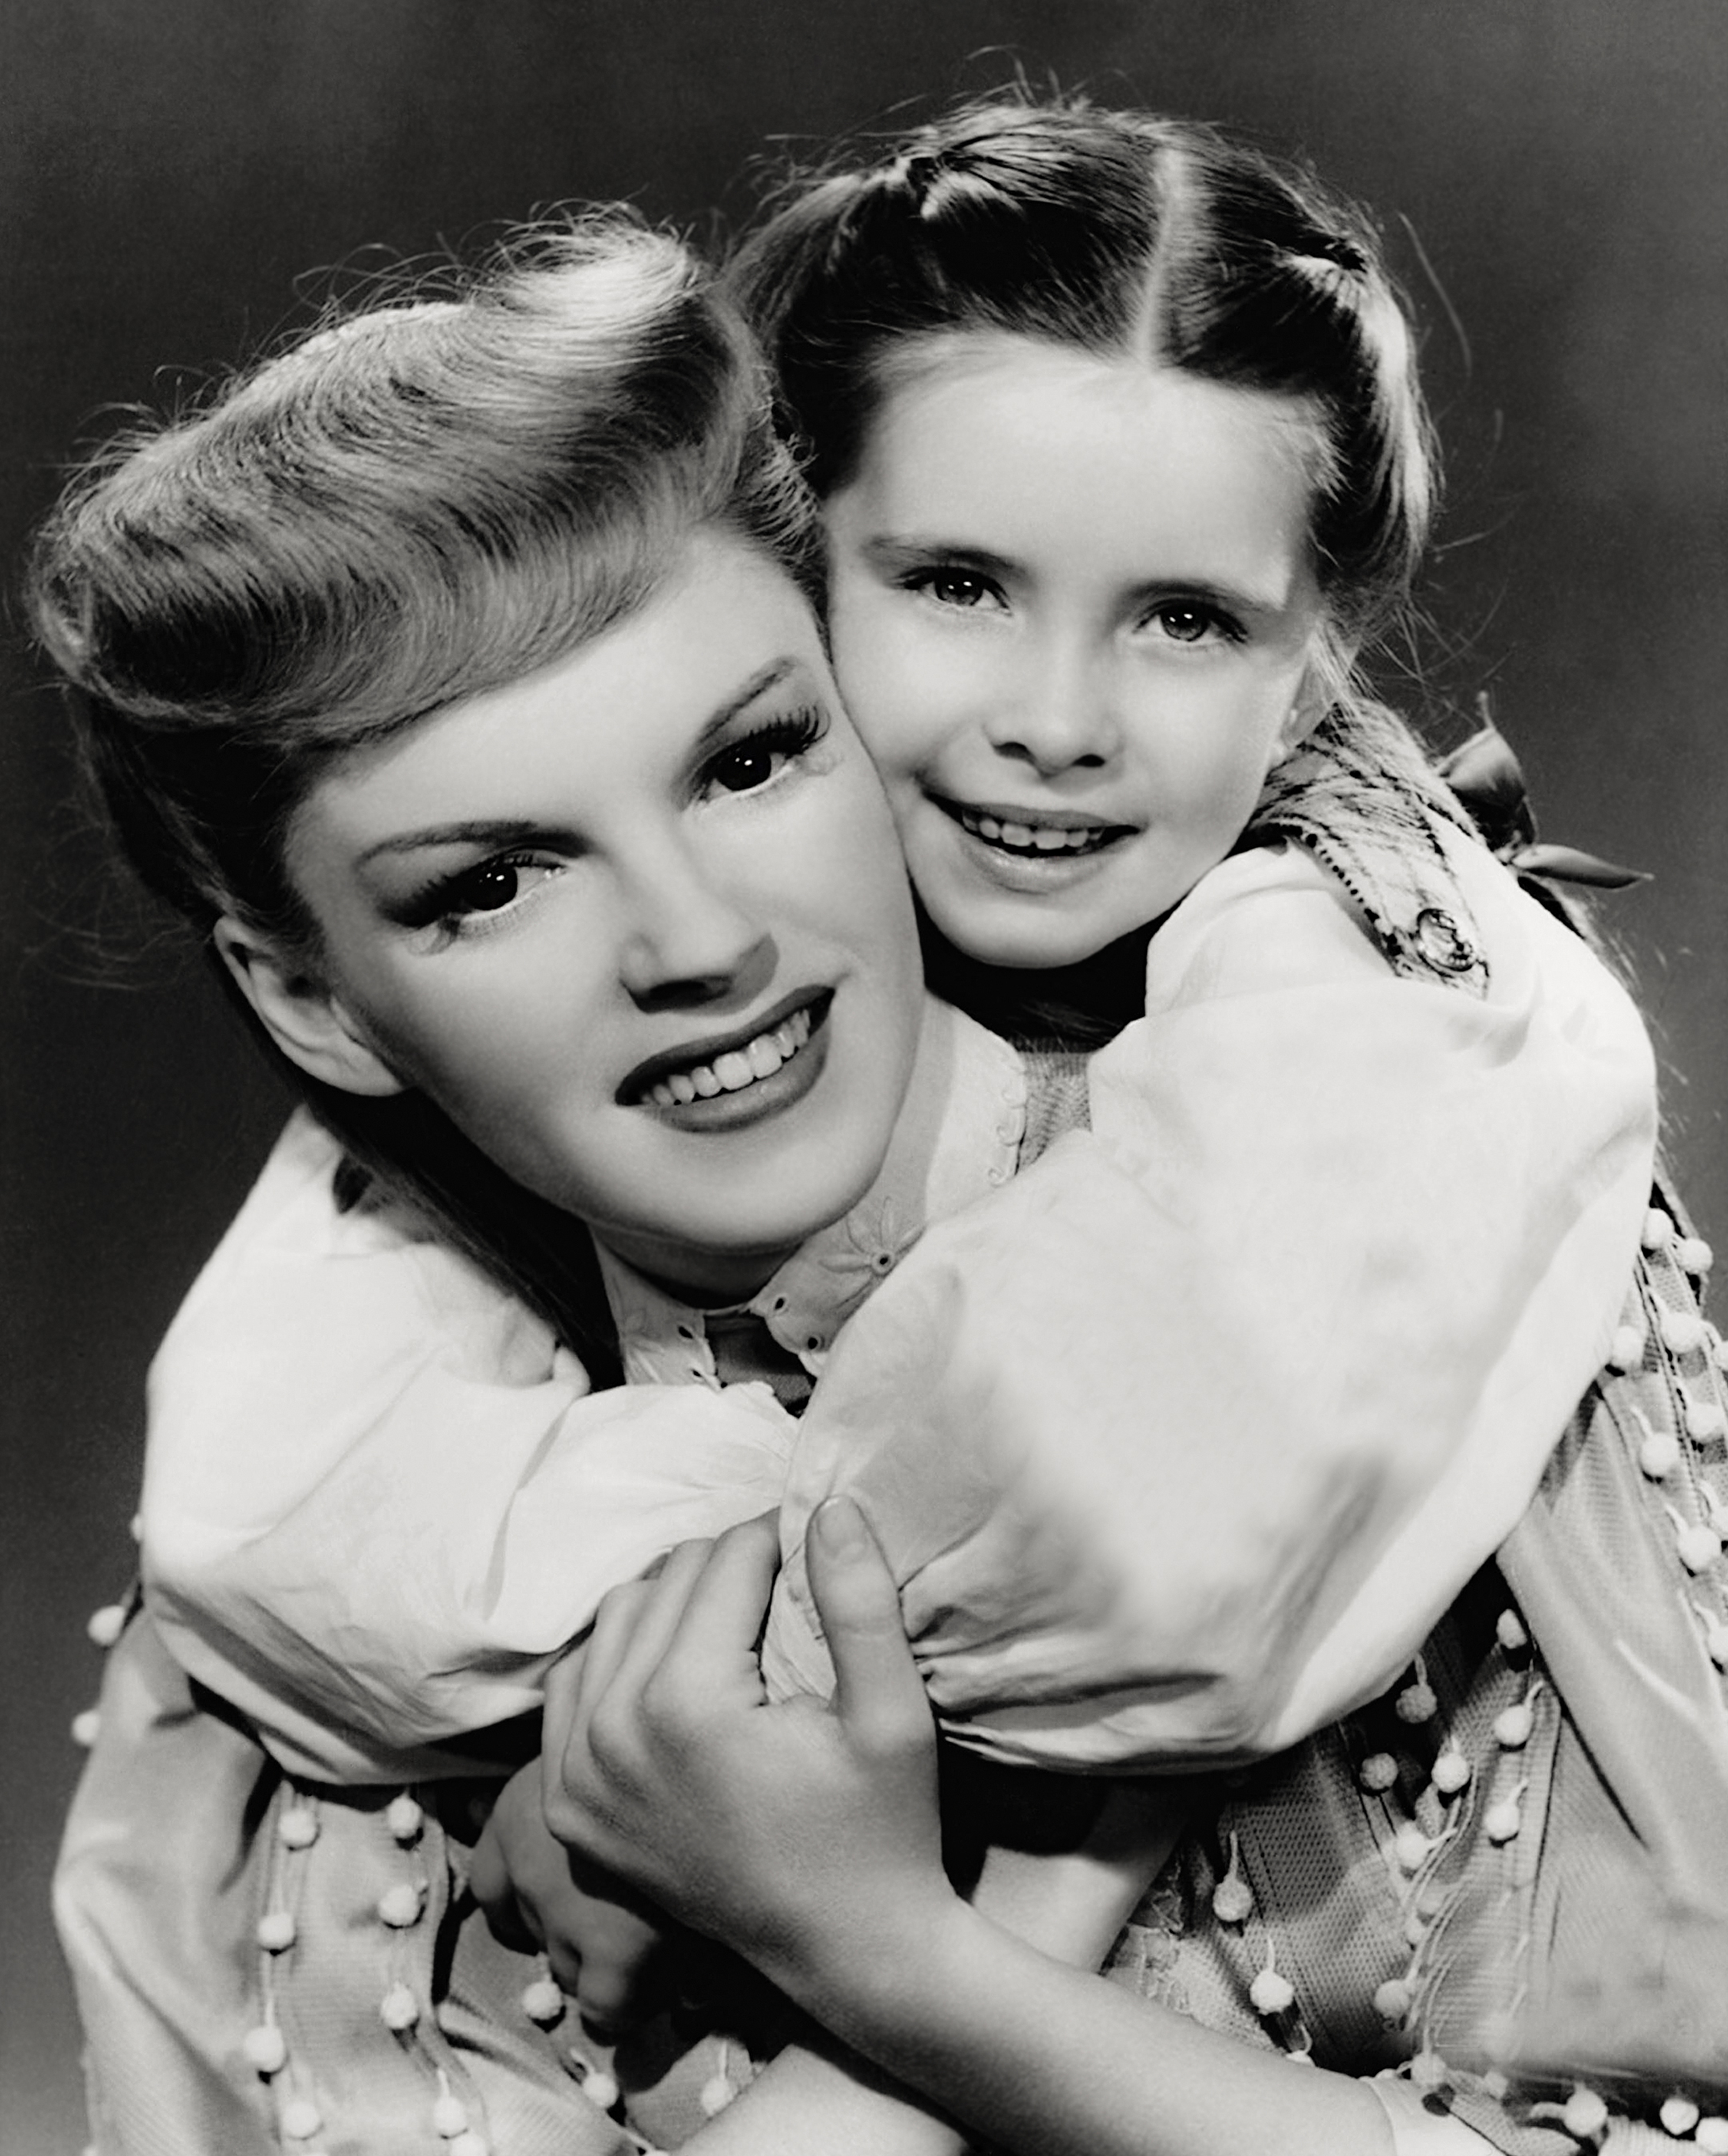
[1147,601,1239,646]
[701,710,825,798]
[910,567,1001,612]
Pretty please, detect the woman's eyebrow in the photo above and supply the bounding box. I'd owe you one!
[359,817,545,866]
[687,656,800,756]
[356,658,805,865]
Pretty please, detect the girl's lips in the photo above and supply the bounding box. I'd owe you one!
[618,988,832,1107]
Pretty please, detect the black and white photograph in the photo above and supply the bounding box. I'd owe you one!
[6,4,1727,2149]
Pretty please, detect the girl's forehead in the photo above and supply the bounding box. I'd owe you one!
[843,333,1327,605]
[864,330,1328,496]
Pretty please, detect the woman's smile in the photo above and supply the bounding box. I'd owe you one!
[627,989,827,1117]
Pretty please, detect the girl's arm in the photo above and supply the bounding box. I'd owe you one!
[546,1511,1400,2156]
[764,837,1660,1769]
[141,1110,798,1782]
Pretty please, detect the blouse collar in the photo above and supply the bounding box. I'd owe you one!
[598,995,1026,1390]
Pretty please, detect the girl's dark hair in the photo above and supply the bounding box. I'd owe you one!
[29,215,819,1375]
[731,95,1435,676]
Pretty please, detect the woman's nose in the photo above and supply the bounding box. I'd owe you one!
[617,849,776,1012]
[981,638,1121,778]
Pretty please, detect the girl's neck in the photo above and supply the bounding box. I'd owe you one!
[917,908,1155,1052]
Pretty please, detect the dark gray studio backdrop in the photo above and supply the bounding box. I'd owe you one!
[4,2,1724,2142]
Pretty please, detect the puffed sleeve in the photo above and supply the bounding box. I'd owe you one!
[141,1112,797,1784]
[762,835,1658,1767]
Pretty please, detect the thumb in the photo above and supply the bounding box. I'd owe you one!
[806,1496,931,1755]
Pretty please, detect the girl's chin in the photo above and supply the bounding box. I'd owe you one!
[926,897,1146,974]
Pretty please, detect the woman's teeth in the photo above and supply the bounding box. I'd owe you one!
[957,808,1106,855]
[647,1005,813,1109]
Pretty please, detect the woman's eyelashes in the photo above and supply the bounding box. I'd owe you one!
[407,852,567,940]
[695,706,828,799]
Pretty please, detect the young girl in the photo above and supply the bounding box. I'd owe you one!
[36,104,1694,2156]
[533,96,1728,2153]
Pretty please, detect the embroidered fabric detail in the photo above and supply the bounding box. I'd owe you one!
[1247,704,1491,997]
[1016,1046,1092,1168]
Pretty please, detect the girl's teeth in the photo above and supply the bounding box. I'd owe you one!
[713,1051,754,1090]
[746,1036,783,1081]
[667,1071,697,1105]
[692,1066,722,1098]
[961,808,1101,855]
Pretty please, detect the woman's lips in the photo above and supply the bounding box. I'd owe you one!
[645,1003,814,1107]
[618,988,832,1108]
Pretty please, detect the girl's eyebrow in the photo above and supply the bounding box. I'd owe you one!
[357,657,802,865]
[857,534,1019,578]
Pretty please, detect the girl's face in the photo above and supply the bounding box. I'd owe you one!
[824,335,1330,970]
[275,533,924,1303]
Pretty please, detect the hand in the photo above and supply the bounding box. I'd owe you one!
[543,1503,952,2002]
[468,1752,682,2037]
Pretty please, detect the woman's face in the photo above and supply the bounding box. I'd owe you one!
[282,533,925,1303]
[823,334,1330,970]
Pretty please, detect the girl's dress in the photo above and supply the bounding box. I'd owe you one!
[58,709,1703,2152]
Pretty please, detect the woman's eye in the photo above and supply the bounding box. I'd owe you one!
[702,711,824,798]
[434,854,561,929]
[452,861,527,912]
[708,741,784,794]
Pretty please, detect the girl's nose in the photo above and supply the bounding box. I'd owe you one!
[617,846,776,1012]
[981,639,1122,778]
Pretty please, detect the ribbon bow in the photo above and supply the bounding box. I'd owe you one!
[1438,698,1649,891]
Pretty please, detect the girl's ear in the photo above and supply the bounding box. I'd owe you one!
[1272,688,1324,764]
[214,918,405,1098]
[1272,638,1352,766]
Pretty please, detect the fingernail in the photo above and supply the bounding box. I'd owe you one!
[814,1496,867,1554]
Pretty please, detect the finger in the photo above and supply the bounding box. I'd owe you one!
[579,1574,658,1699]
[805,1497,932,1754]
[542,1930,586,1999]
[652,1512,781,1697]
[541,1637,589,1807]
[575,1915,672,2037]
[471,1868,544,1956]
[599,1535,718,1701]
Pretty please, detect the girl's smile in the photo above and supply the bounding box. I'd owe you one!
[824,334,1331,970]
[272,534,925,1302]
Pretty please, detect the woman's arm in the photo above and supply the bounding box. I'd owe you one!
[546,1510,1397,2156]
